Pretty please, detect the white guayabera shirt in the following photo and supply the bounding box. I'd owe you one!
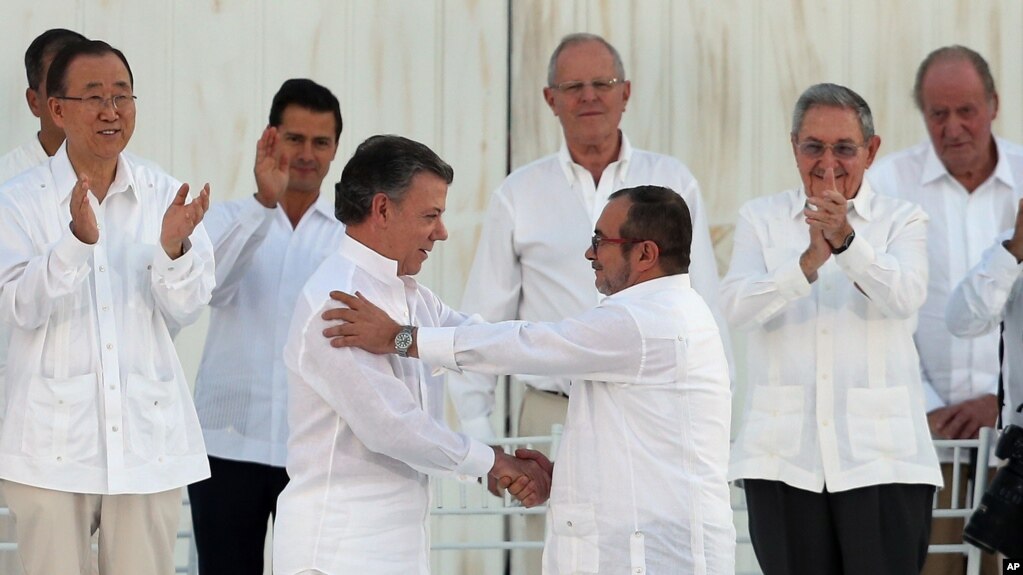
[274,234,494,575]
[0,145,214,494]
[417,274,735,575]
[722,182,943,492]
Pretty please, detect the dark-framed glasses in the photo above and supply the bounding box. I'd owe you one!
[551,77,622,96]
[56,94,137,113]
[796,140,866,159]
[591,234,646,253]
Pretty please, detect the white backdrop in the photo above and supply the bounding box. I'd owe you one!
[2,1,1022,573]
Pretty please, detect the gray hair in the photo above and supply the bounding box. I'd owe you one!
[547,33,626,86]
[335,135,454,225]
[791,83,875,140]
[913,45,996,111]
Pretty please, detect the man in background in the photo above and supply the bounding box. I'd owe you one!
[188,78,346,575]
[868,45,1020,575]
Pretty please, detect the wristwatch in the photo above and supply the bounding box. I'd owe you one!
[831,229,856,255]
[395,325,415,358]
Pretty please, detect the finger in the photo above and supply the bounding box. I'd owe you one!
[321,307,355,322]
[329,290,359,307]
[321,322,357,338]
[328,336,349,348]
[172,183,190,206]
[199,183,211,212]
[825,167,837,193]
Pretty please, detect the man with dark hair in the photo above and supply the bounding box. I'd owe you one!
[272,134,550,575]
[187,78,346,575]
[722,83,942,575]
[868,46,1019,574]
[0,28,87,182]
[321,184,734,574]
[0,40,213,575]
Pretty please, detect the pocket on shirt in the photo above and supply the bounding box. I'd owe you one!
[846,387,918,460]
[741,386,805,458]
[125,374,186,457]
[550,503,600,574]
[22,373,99,460]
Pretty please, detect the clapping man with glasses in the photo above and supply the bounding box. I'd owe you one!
[721,83,943,575]
[321,185,735,575]
[0,40,214,575]
[447,31,731,573]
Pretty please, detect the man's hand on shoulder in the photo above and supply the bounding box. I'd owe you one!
[322,290,405,355]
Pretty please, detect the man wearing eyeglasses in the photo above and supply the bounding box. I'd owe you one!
[448,31,730,572]
[722,83,942,575]
[0,40,214,575]
[867,46,1019,575]
[322,184,735,575]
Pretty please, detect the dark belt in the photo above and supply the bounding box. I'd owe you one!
[537,388,568,399]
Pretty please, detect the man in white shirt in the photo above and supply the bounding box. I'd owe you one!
[187,79,346,575]
[323,185,735,574]
[867,45,1018,575]
[451,32,730,569]
[947,203,1023,432]
[0,28,87,183]
[722,83,943,575]
[273,134,550,575]
[0,40,214,575]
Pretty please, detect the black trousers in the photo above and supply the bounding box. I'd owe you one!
[744,479,935,575]
[188,456,290,575]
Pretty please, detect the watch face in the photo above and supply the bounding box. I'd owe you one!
[395,330,413,350]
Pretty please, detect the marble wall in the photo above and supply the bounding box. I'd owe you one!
[1,1,1021,573]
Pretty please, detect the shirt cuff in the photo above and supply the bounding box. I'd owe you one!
[417,326,457,371]
[774,255,812,300]
[923,383,947,413]
[53,229,96,270]
[152,244,197,282]
[834,229,874,275]
[990,241,1023,285]
[455,438,496,479]
[461,415,497,441]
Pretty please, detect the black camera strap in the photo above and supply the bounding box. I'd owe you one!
[998,321,1005,431]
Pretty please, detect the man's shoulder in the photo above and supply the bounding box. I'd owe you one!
[0,141,47,184]
[740,187,798,213]
[868,142,930,187]
[502,152,563,187]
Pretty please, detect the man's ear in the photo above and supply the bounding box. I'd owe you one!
[26,88,44,119]
[368,193,390,226]
[48,97,66,129]
[634,240,660,272]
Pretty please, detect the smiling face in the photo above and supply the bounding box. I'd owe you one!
[49,52,135,168]
[920,57,998,183]
[276,105,339,194]
[543,40,631,151]
[385,171,449,276]
[791,105,880,199]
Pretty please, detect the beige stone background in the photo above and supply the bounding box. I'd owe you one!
[1,1,1022,573]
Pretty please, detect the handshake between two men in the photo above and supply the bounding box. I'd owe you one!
[321,289,555,508]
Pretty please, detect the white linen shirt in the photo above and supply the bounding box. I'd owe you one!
[721,182,943,492]
[450,133,731,438]
[0,137,47,184]
[273,233,495,575]
[418,274,735,575]
[0,145,214,494]
[868,138,1023,412]
[194,195,344,467]
[946,232,1023,429]
[0,137,50,433]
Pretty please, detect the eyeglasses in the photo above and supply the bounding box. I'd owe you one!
[551,77,622,96]
[795,140,866,159]
[56,94,137,113]
[590,234,646,253]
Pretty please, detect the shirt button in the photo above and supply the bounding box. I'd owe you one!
[102,305,109,311]
[112,425,119,432]
[109,385,116,390]
[56,456,62,462]
[99,265,106,272]
[566,521,573,527]
[106,344,113,350]
[822,420,830,427]
[636,569,644,574]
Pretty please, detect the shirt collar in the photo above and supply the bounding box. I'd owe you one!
[920,136,1016,190]
[603,273,691,303]
[51,143,138,202]
[339,232,404,288]
[791,178,876,222]
[312,196,337,220]
[556,131,633,184]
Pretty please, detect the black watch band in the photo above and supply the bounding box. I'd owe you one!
[831,229,856,255]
